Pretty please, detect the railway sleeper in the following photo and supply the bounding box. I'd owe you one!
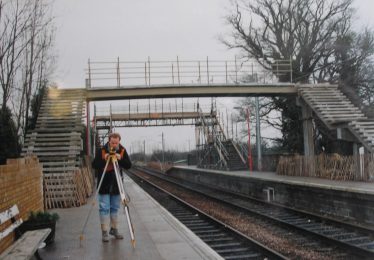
[182,222,210,228]
[188,226,217,231]
[193,229,223,235]
[215,247,252,254]
[209,242,242,249]
[202,237,235,243]
[224,254,263,260]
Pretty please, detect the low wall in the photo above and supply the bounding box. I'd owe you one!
[167,167,374,227]
[0,156,44,254]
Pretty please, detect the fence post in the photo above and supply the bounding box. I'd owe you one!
[225,61,228,84]
[117,57,120,88]
[290,56,293,83]
[148,56,151,86]
[206,56,210,85]
[128,100,131,125]
[177,56,180,85]
[235,56,238,83]
[87,59,91,88]
[172,63,175,85]
[198,61,201,84]
[144,62,148,86]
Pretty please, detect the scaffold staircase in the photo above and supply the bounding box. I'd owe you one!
[22,87,93,208]
[196,106,247,170]
[298,85,374,152]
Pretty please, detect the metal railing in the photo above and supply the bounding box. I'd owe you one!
[94,101,212,117]
[197,106,229,168]
[85,57,292,88]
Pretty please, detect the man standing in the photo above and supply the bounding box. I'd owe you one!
[92,132,132,242]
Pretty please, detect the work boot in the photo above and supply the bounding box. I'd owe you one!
[109,228,124,239]
[102,230,110,242]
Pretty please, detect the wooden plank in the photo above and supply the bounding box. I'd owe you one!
[24,142,81,147]
[0,205,19,224]
[0,220,23,241]
[25,132,81,137]
[41,104,83,108]
[36,119,82,123]
[25,136,81,141]
[36,122,82,127]
[32,152,79,156]
[320,110,364,114]
[303,93,347,98]
[40,157,78,162]
[0,205,23,241]
[0,229,51,260]
[43,167,78,172]
[309,99,351,103]
[311,100,355,105]
[351,121,374,126]
[40,161,77,167]
[355,125,374,130]
[315,106,359,111]
[323,115,367,119]
[23,146,81,152]
[30,128,83,133]
[36,116,84,120]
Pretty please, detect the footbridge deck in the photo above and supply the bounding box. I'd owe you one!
[86,83,297,101]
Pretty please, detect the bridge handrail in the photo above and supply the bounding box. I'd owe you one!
[86,57,292,88]
[94,101,212,116]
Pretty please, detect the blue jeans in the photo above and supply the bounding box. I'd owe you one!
[98,194,121,218]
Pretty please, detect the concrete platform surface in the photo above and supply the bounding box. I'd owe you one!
[174,166,374,195]
[37,174,223,260]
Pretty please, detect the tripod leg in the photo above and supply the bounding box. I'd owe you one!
[123,204,136,248]
[95,158,111,198]
[80,157,111,246]
[113,161,136,248]
[113,161,128,202]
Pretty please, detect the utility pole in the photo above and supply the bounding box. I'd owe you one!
[226,108,229,138]
[162,132,165,166]
[246,107,253,172]
[143,140,146,165]
[255,97,262,171]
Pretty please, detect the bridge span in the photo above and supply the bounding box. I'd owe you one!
[85,83,297,101]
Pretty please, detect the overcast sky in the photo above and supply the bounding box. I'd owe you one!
[52,0,374,154]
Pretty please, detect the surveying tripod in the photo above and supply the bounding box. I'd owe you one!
[81,148,135,248]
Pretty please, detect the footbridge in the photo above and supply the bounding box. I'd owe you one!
[21,57,374,208]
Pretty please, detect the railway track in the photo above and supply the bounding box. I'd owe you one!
[129,167,374,259]
[127,169,287,259]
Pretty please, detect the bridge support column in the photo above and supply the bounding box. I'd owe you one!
[298,98,315,176]
[298,98,315,156]
[353,143,362,180]
[86,101,91,157]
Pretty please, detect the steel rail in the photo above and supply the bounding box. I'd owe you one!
[137,166,374,259]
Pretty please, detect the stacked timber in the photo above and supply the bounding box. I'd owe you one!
[298,85,374,153]
[23,87,93,208]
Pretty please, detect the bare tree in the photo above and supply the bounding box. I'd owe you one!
[0,0,55,157]
[223,0,354,83]
[0,0,31,112]
[224,0,374,153]
[14,0,55,139]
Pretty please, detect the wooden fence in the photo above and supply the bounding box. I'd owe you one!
[277,153,374,181]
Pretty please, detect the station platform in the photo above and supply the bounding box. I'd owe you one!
[38,174,223,260]
[173,165,374,195]
[168,166,374,227]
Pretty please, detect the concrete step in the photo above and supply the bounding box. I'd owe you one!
[30,127,84,133]
[23,146,81,152]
